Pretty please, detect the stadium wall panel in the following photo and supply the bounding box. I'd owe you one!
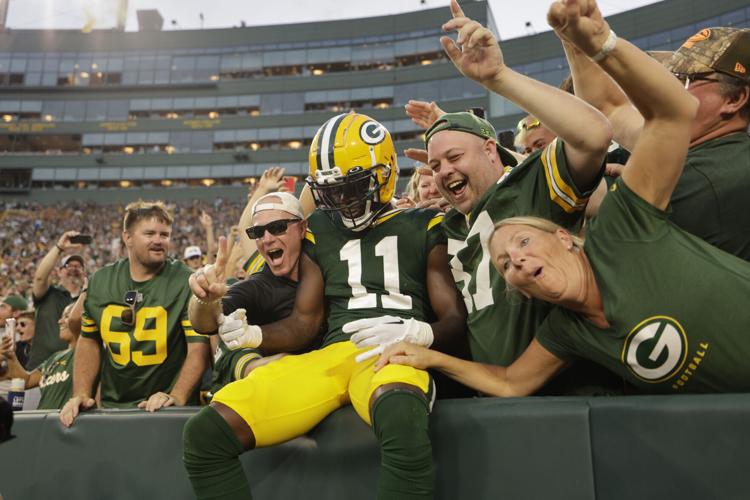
[1,394,748,499]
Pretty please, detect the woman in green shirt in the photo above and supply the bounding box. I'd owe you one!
[1,303,79,409]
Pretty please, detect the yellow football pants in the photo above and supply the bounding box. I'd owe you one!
[212,341,430,448]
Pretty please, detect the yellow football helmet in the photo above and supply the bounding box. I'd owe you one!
[307,112,398,231]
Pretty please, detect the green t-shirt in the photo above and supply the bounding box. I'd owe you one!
[444,140,621,395]
[304,207,445,347]
[29,285,73,369]
[536,179,750,393]
[37,348,74,410]
[81,259,208,408]
[670,132,750,261]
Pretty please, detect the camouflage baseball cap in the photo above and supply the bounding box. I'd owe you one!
[665,27,750,81]
[425,112,518,167]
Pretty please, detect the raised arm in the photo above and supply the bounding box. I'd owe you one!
[33,231,82,298]
[199,211,216,265]
[549,0,699,209]
[376,339,567,397]
[562,40,643,151]
[443,0,612,189]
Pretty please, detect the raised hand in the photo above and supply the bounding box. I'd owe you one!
[257,166,286,195]
[405,100,445,129]
[57,230,84,252]
[441,0,506,87]
[404,148,429,165]
[189,236,228,301]
[547,0,609,57]
[199,211,213,229]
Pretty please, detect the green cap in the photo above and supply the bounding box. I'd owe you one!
[2,295,28,311]
[665,27,750,81]
[425,112,518,167]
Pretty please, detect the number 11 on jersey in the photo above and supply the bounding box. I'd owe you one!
[340,236,412,310]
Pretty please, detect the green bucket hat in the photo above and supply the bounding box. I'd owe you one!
[425,112,518,167]
[665,27,750,81]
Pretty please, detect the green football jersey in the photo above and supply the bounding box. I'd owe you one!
[304,207,445,347]
[445,139,595,366]
[536,179,750,393]
[670,132,750,260]
[37,348,74,410]
[81,259,208,408]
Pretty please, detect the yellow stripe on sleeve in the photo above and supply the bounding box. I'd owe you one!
[427,214,444,230]
[540,139,589,213]
[81,325,98,333]
[245,253,266,275]
[233,352,261,381]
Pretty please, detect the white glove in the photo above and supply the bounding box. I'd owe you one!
[343,315,433,363]
[219,308,262,350]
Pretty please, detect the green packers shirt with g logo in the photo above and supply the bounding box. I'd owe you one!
[81,259,208,407]
[304,207,444,347]
[535,179,750,393]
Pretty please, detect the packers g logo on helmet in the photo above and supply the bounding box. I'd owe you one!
[307,112,398,231]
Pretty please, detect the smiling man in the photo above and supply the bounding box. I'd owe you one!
[60,201,210,427]
[188,191,310,396]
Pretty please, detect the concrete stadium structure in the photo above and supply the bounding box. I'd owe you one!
[0,0,748,203]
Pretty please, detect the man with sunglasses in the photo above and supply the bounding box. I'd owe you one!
[565,25,750,260]
[60,201,209,427]
[28,232,86,371]
[188,191,310,397]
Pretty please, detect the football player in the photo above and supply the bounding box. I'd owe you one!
[183,112,466,499]
[60,201,210,427]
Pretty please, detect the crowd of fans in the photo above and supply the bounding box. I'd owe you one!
[0,198,247,299]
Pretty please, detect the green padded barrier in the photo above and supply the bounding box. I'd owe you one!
[2,395,748,499]
[588,393,750,500]
[0,398,594,500]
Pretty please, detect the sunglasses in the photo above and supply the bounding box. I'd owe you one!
[245,218,301,240]
[516,118,541,133]
[121,290,143,327]
[673,72,721,89]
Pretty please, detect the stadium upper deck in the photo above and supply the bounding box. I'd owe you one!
[0,0,748,203]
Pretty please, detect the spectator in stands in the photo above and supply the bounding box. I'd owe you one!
[400,0,620,395]
[0,302,79,410]
[0,295,27,337]
[565,23,750,260]
[376,0,750,396]
[396,166,448,211]
[188,192,310,397]
[29,231,86,370]
[59,201,210,427]
[183,245,204,271]
[182,113,466,500]
[514,115,556,154]
[199,211,217,265]
[13,311,34,369]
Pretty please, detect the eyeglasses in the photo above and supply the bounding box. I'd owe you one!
[673,72,721,89]
[121,290,143,327]
[516,118,541,133]
[245,219,301,240]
